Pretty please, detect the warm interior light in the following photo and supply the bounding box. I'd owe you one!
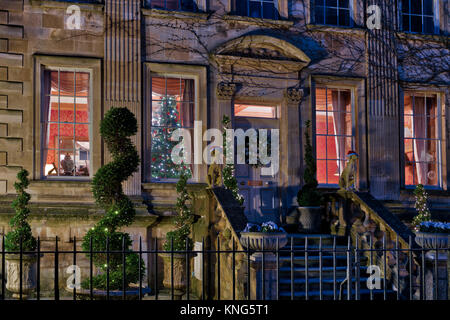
[234,104,277,118]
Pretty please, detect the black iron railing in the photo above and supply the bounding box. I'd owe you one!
[0,235,448,300]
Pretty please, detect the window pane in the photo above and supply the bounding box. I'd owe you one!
[327,160,339,184]
[315,88,327,110]
[402,0,410,13]
[423,16,434,34]
[315,6,325,24]
[339,0,349,8]
[402,14,410,31]
[317,160,327,184]
[263,2,276,19]
[59,71,75,97]
[325,7,338,25]
[326,0,338,7]
[249,2,262,18]
[316,0,325,6]
[75,72,89,97]
[235,104,277,118]
[316,111,327,134]
[423,0,433,15]
[338,8,350,26]
[316,135,327,159]
[410,0,422,14]
[410,15,422,32]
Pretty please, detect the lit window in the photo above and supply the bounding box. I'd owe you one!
[314,0,351,27]
[148,0,196,11]
[404,93,442,187]
[150,74,195,180]
[235,104,277,118]
[42,69,91,178]
[315,87,354,185]
[235,0,279,20]
[400,0,437,34]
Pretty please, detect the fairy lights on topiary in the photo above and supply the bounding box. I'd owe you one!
[412,184,432,232]
[5,169,37,252]
[81,107,144,290]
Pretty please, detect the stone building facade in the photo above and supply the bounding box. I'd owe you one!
[0,0,448,294]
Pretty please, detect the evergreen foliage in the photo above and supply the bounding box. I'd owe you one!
[222,115,244,206]
[81,107,144,290]
[5,169,37,252]
[163,167,194,251]
[412,184,432,232]
[297,120,323,207]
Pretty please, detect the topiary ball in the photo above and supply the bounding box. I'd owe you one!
[100,107,138,139]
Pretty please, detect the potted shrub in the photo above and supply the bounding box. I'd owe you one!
[79,107,145,299]
[412,185,449,256]
[159,167,195,300]
[4,169,37,299]
[288,120,323,233]
[240,222,288,258]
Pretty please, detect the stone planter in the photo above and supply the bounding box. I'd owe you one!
[297,206,323,233]
[5,254,37,299]
[415,232,449,259]
[240,232,288,258]
[159,253,195,300]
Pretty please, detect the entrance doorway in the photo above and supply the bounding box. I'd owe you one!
[233,104,280,224]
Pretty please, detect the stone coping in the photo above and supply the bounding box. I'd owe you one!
[141,8,209,22]
[223,14,294,28]
[29,0,104,11]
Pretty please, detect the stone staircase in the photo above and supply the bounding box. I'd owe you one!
[277,234,396,300]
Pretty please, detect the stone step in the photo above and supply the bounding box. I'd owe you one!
[279,288,396,300]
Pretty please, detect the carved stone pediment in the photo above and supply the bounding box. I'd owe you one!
[212,35,311,73]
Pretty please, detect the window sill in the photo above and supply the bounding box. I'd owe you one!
[30,0,104,11]
[396,31,448,43]
[223,14,294,29]
[141,8,209,22]
[306,24,366,36]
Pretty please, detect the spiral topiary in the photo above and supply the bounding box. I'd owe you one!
[81,107,144,290]
[5,169,37,252]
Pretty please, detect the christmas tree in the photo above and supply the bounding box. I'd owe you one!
[151,96,190,179]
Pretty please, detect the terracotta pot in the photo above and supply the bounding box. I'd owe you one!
[5,254,37,299]
[159,253,194,300]
[297,206,323,233]
[239,232,288,252]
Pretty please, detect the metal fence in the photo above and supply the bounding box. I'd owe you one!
[0,235,448,301]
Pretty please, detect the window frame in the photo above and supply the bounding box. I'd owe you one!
[232,0,282,20]
[34,55,102,182]
[143,63,207,183]
[312,0,354,28]
[399,0,440,34]
[146,0,199,12]
[313,85,356,187]
[401,90,444,190]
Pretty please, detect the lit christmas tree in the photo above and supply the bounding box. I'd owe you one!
[151,96,190,179]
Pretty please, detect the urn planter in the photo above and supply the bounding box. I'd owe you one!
[159,252,195,300]
[240,232,288,258]
[415,232,449,260]
[5,254,37,299]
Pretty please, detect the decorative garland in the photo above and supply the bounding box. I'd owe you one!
[222,115,244,206]
[412,184,432,232]
[81,107,144,290]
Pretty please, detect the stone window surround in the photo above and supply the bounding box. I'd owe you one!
[399,87,447,190]
[143,62,208,184]
[33,55,102,182]
[310,75,367,190]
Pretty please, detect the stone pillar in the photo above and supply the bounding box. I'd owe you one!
[250,254,277,300]
[281,88,303,218]
[424,252,448,300]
